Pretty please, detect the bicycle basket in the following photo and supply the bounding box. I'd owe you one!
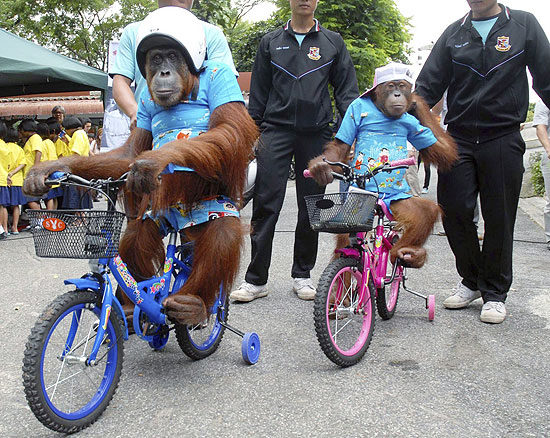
[26,210,126,259]
[304,192,377,233]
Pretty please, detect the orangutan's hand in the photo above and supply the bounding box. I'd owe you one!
[126,159,162,195]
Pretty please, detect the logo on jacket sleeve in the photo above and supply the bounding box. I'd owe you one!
[307,47,321,61]
[495,36,511,52]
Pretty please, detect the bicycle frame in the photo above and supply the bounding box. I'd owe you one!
[61,231,192,364]
[332,200,402,314]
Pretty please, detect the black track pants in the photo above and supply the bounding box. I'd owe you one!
[437,131,525,302]
[245,124,332,285]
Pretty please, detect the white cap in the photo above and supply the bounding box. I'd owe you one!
[360,62,415,98]
[136,7,206,77]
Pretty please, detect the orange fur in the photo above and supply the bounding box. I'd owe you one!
[390,197,441,267]
[23,61,259,325]
[412,94,458,171]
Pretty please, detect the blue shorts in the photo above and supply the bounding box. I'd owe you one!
[0,186,9,206]
[146,195,240,236]
[8,186,26,206]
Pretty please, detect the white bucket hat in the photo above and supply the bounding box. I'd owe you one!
[136,7,206,77]
[360,62,415,98]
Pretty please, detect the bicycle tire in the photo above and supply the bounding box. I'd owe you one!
[376,235,402,320]
[22,290,124,434]
[174,287,228,360]
[314,257,375,367]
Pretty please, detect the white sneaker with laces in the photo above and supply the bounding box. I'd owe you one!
[480,301,507,324]
[443,282,481,309]
[229,282,268,302]
[293,278,316,300]
[421,187,429,194]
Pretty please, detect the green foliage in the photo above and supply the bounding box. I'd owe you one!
[227,17,284,72]
[529,152,546,197]
[526,102,535,123]
[273,0,410,90]
[194,0,276,71]
[0,0,156,70]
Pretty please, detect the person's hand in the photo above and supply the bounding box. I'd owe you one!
[308,156,334,186]
[129,113,137,131]
[7,174,12,186]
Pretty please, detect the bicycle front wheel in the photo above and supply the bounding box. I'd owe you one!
[174,287,228,360]
[22,290,124,434]
[314,257,375,367]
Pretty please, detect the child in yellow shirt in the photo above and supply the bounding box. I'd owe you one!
[4,125,25,234]
[0,122,10,239]
[38,122,61,210]
[19,119,43,211]
[59,116,92,209]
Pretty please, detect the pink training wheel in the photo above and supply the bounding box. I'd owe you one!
[427,294,435,321]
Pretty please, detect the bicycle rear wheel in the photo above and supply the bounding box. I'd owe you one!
[174,287,228,360]
[314,257,375,367]
[22,290,124,433]
[376,235,402,320]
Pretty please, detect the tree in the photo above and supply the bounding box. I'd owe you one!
[228,16,284,72]
[0,0,156,71]
[274,0,411,90]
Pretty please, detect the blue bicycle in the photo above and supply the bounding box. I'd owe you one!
[22,172,260,434]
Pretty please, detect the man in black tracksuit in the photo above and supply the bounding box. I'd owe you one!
[415,1,550,323]
[230,0,358,302]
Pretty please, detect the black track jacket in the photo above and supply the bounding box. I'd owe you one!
[248,20,358,132]
[415,4,550,143]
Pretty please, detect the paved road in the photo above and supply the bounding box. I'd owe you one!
[1,176,549,437]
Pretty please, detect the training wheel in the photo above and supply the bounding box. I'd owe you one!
[427,294,435,321]
[241,332,261,364]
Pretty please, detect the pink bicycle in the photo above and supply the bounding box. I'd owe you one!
[304,158,435,367]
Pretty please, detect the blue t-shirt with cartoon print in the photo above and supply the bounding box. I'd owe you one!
[137,60,244,167]
[336,96,437,206]
[135,60,245,233]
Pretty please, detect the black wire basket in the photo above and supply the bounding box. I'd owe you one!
[304,192,378,233]
[26,210,126,259]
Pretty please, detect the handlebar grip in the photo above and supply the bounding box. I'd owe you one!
[303,169,312,178]
[389,157,416,167]
[50,171,66,180]
[45,171,68,186]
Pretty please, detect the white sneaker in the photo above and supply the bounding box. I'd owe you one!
[421,187,429,194]
[443,282,481,309]
[480,301,507,324]
[293,278,316,300]
[230,282,268,302]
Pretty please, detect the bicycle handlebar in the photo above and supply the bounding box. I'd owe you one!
[45,172,128,189]
[303,156,416,180]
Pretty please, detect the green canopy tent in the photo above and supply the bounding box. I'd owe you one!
[0,28,107,97]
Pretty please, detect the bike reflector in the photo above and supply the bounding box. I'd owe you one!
[42,217,67,232]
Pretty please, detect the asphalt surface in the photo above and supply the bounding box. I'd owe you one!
[1,172,549,438]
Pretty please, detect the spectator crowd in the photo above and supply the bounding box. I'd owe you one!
[0,105,102,239]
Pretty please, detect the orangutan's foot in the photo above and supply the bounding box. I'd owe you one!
[162,294,208,326]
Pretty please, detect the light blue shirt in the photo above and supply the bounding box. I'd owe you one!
[472,17,498,45]
[136,61,244,172]
[136,60,244,233]
[336,96,437,205]
[294,33,306,47]
[110,18,238,104]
